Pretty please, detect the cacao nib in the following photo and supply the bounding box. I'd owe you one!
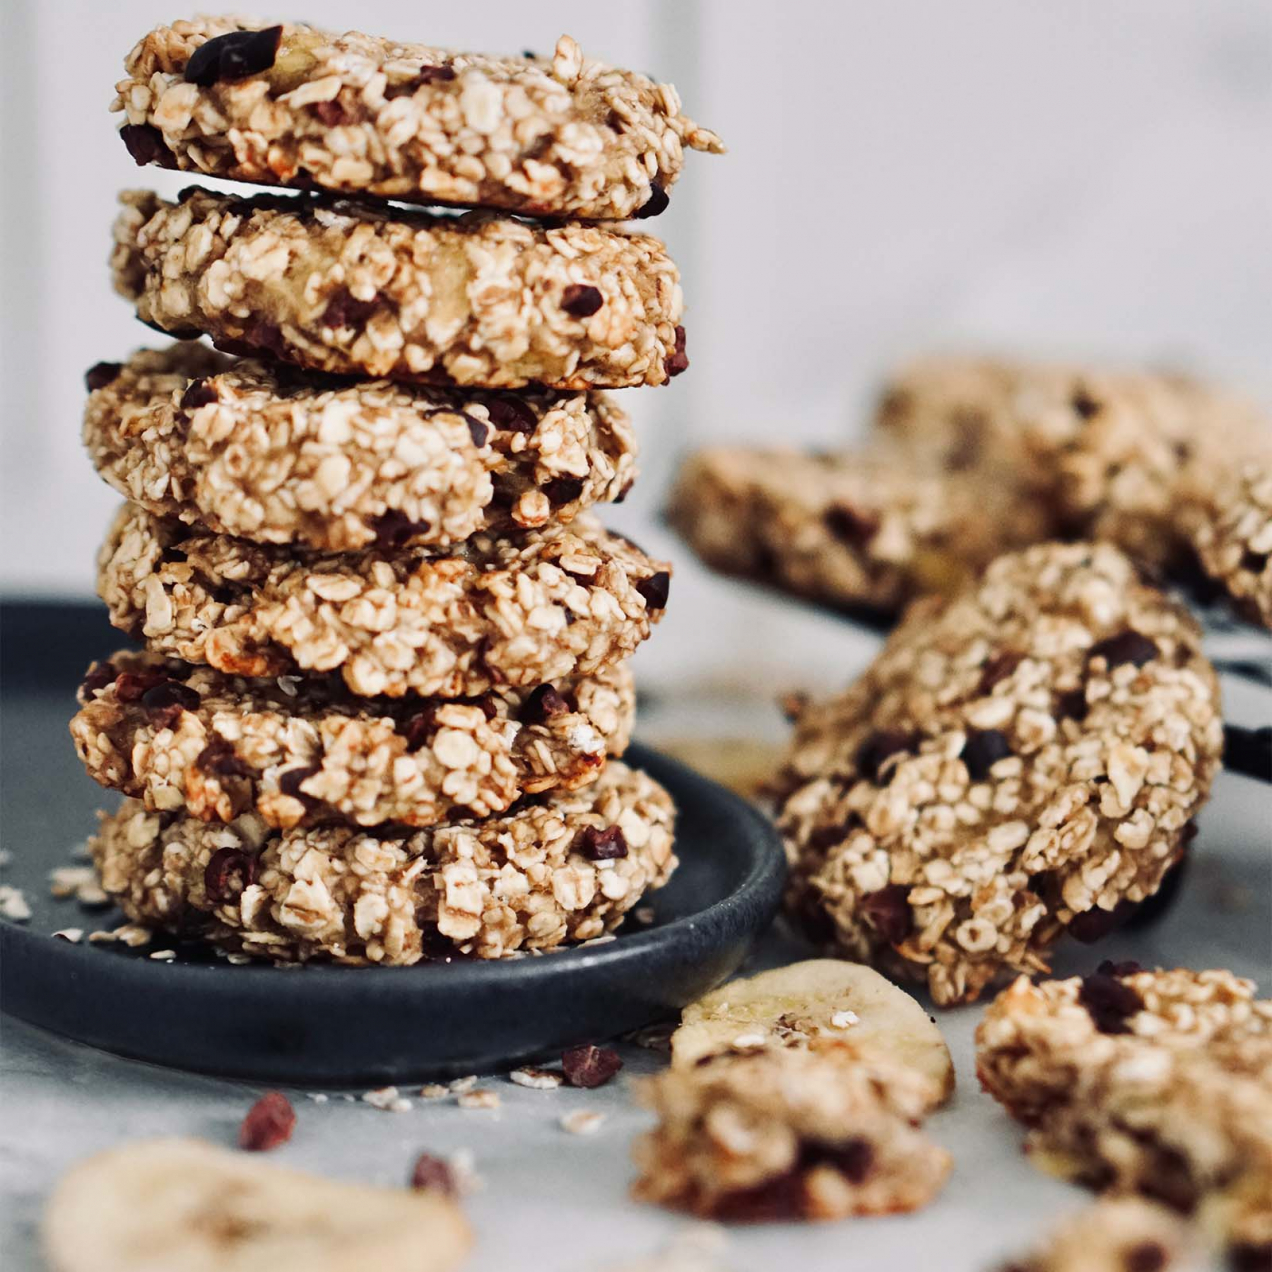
[1078,968,1144,1034]
[80,661,119,696]
[521,684,569,724]
[185,26,283,86]
[113,670,170,702]
[322,287,380,330]
[664,325,689,377]
[465,415,489,448]
[561,284,603,318]
[635,571,671,611]
[633,181,670,219]
[561,1043,622,1088]
[578,825,628,861]
[374,510,430,548]
[119,123,178,169]
[1056,687,1089,721]
[1070,386,1101,420]
[1088,630,1159,670]
[238,1090,295,1151]
[823,504,880,548]
[485,395,537,433]
[542,476,585,505]
[859,884,912,944]
[855,730,915,783]
[197,736,250,779]
[977,651,1023,695]
[204,846,257,901]
[180,378,218,410]
[960,729,1013,781]
[84,362,123,392]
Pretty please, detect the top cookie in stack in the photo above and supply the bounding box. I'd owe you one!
[72,18,721,967]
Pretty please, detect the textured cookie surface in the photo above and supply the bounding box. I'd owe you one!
[112,188,688,390]
[1190,461,1272,630]
[632,1045,951,1221]
[775,542,1223,1006]
[72,649,634,828]
[667,445,1048,617]
[85,345,636,551]
[90,760,677,963]
[42,1137,470,1272]
[977,966,1272,1253]
[112,20,722,220]
[96,504,670,698]
[875,355,1270,571]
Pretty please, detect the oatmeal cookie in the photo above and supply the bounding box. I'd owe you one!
[874,355,1270,571]
[632,1045,951,1221]
[111,19,722,220]
[84,345,637,551]
[72,649,634,829]
[90,760,676,963]
[993,1197,1191,1272]
[112,187,688,390]
[775,542,1223,1006]
[667,445,1049,617]
[977,966,1272,1254]
[1190,461,1272,630]
[96,504,670,698]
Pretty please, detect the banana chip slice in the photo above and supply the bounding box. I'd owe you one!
[671,959,954,1106]
[43,1138,471,1272]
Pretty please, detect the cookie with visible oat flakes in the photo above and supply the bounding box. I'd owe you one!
[977,966,1272,1257]
[71,649,634,829]
[89,759,677,964]
[111,20,722,221]
[631,1044,951,1221]
[84,345,637,552]
[1189,460,1272,630]
[667,445,1050,618]
[112,187,689,390]
[774,541,1223,1007]
[95,504,670,699]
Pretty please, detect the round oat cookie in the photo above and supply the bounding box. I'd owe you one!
[112,19,723,221]
[90,760,677,963]
[96,504,670,699]
[72,649,634,829]
[84,346,637,551]
[1190,461,1272,630]
[774,541,1223,1007]
[112,188,689,391]
[874,355,1270,572]
[667,445,1049,618]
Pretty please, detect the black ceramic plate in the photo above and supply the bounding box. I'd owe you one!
[0,604,785,1082]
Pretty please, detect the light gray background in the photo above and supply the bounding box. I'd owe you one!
[3,0,1272,693]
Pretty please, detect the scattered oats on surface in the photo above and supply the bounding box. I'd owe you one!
[623,1021,676,1052]
[448,1076,478,1095]
[457,1089,500,1111]
[509,1067,564,1091]
[148,949,177,961]
[363,1086,413,1113]
[634,906,656,925]
[76,883,111,908]
[419,1084,450,1100]
[560,1109,606,1136]
[0,849,12,868]
[49,865,96,898]
[0,886,32,922]
[52,929,84,943]
[448,1149,484,1196]
[113,924,153,947]
[225,953,252,965]
[306,1093,329,1104]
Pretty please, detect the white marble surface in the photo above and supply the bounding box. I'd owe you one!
[2,674,1268,1272]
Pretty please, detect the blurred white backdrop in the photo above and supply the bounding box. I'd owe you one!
[3,0,1270,689]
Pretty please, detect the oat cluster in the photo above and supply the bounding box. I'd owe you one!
[774,542,1223,1006]
[112,188,688,390]
[994,1198,1191,1272]
[85,344,637,551]
[70,18,716,964]
[976,967,1272,1254]
[91,761,676,963]
[112,19,722,220]
[631,1044,951,1220]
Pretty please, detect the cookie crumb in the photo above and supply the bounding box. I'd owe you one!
[457,1089,500,1111]
[560,1109,606,1136]
[509,1067,563,1090]
[363,1085,412,1112]
[0,886,32,922]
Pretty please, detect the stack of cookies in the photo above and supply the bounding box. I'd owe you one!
[71,17,721,965]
